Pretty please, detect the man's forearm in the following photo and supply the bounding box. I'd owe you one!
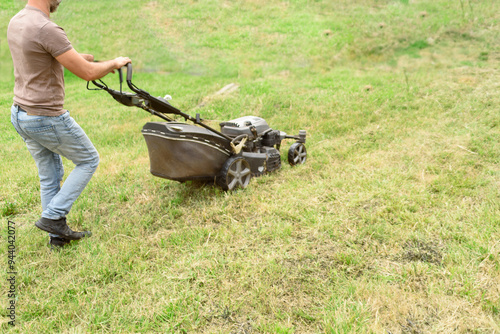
[56,48,130,82]
[87,59,120,81]
[79,54,120,80]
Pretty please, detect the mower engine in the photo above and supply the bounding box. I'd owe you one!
[220,116,286,176]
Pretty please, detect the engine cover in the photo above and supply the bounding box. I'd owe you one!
[220,116,270,139]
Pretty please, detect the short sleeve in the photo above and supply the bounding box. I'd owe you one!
[38,21,73,58]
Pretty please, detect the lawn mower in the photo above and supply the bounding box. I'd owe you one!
[88,63,307,191]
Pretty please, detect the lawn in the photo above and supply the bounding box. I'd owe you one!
[0,0,499,332]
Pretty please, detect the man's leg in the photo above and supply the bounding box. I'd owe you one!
[41,112,99,220]
[13,108,98,238]
[11,105,66,244]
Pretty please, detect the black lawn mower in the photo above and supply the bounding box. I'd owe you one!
[88,63,307,191]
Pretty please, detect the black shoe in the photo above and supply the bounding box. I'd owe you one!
[49,236,71,250]
[35,217,92,240]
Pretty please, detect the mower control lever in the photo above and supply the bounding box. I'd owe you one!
[126,62,133,82]
[118,67,123,85]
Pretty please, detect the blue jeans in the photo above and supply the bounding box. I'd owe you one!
[11,105,99,237]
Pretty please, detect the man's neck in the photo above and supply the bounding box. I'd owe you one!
[27,0,50,17]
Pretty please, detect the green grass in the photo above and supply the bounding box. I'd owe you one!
[1,0,499,332]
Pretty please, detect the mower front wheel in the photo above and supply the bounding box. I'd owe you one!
[288,142,307,166]
[217,156,252,191]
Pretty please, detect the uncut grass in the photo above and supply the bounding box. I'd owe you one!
[1,0,500,332]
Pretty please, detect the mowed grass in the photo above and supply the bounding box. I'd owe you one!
[1,0,499,332]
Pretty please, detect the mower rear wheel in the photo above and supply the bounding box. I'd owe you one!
[288,142,307,166]
[217,156,252,191]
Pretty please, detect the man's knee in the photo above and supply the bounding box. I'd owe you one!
[78,149,99,173]
[88,151,100,173]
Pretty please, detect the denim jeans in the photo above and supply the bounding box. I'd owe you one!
[11,105,99,236]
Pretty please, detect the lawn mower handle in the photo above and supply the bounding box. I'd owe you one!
[123,63,234,142]
[122,63,192,118]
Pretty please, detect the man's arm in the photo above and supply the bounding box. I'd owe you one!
[56,48,131,82]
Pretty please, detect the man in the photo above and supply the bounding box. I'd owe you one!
[8,0,131,248]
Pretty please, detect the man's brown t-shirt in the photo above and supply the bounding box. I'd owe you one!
[7,6,73,116]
